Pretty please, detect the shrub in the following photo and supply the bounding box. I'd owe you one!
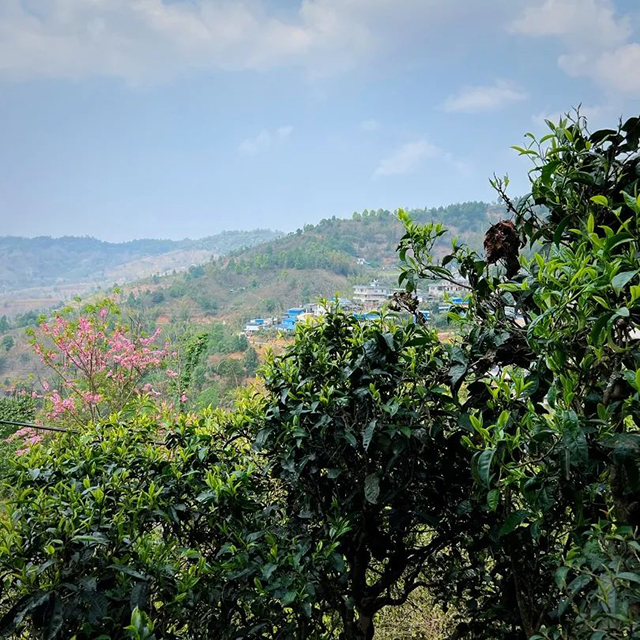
[251,308,483,639]
[0,416,322,638]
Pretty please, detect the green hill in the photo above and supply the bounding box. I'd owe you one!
[126,202,497,324]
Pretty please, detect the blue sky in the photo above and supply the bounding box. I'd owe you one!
[0,0,639,241]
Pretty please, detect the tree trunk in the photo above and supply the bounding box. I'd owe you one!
[510,554,535,639]
[355,609,374,640]
[340,604,374,640]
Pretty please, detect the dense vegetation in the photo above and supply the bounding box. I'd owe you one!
[0,201,492,386]
[1,113,639,639]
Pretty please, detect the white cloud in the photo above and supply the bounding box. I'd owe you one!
[238,125,293,156]
[276,125,294,140]
[510,0,630,49]
[592,44,640,98]
[238,130,272,156]
[511,0,638,97]
[373,140,437,177]
[443,80,527,113]
[360,119,379,131]
[0,1,312,84]
[0,0,508,83]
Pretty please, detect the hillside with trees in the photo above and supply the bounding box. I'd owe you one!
[126,201,494,324]
[0,202,497,386]
[227,201,493,274]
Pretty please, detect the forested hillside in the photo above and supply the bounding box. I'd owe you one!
[227,201,493,274]
[132,201,495,322]
[0,229,281,292]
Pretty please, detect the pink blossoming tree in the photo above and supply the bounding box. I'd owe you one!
[28,298,171,427]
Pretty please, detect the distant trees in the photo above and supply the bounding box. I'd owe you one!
[150,290,165,304]
[220,202,488,284]
[186,264,205,279]
[230,239,358,276]
[13,311,38,329]
[2,335,14,352]
[244,347,259,376]
[409,201,490,231]
[196,295,218,315]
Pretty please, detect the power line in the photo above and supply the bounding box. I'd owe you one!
[0,419,71,434]
[0,419,164,446]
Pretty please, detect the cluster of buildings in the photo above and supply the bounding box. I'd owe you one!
[244,307,313,335]
[244,303,372,335]
[353,279,469,311]
[244,278,469,336]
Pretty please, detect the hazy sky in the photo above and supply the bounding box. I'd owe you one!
[1,0,639,241]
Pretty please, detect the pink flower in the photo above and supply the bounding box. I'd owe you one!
[31,299,172,423]
[5,427,37,443]
[180,394,187,403]
[166,369,178,378]
[78,317,92,333]
[49,392,76,416]
[6,427,43,454]
[82,392,102,405]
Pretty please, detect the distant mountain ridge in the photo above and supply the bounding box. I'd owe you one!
[0,229,282,292]
[221,201,497,277]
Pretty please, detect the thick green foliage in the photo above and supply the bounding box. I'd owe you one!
[0,396,35,434]
[397,113,640,637]
[251,310,484,639]
[1,113,639,640]
[0,416,321,639]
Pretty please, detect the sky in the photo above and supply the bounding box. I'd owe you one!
[0,0,639,242]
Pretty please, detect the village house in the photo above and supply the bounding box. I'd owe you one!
[424,279,469,300]
[352,280,393,310]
